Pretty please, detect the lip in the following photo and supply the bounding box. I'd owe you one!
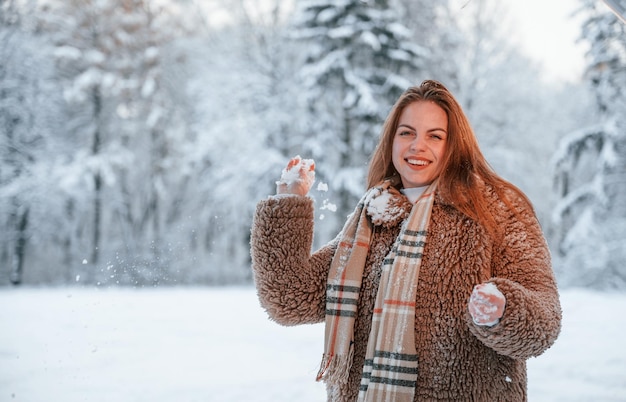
[405,157,431,167]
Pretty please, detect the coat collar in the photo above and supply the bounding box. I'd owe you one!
[364,176,458,227]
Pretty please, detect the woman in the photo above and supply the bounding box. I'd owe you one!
[250,80,561,401]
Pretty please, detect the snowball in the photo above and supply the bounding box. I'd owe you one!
[469,282,505,327]
[478,282,503,297]
[367,192,394,222]
[276,155,315,187]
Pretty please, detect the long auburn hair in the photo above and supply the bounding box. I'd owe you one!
[367,80,533,234]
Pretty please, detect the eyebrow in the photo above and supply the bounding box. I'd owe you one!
[397,124,448,134]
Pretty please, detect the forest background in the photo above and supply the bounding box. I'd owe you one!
[1,0,625,290]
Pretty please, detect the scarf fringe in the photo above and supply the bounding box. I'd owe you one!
[316,347,354,384]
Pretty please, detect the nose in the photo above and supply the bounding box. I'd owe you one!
[409,134,426,151]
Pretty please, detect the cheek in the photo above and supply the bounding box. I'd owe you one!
[435,143,447,161]
[391,140,403,166]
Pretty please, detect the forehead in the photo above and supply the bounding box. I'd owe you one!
[398,101,448,127]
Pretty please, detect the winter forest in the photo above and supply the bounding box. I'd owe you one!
[1,0,625,290]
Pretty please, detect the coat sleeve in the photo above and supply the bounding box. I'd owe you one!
[467,192,562,360]
[250,195,336,326]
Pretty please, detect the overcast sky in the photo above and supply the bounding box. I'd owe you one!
[507,0,588,83]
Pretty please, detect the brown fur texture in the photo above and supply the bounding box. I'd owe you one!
[250,187,561,402]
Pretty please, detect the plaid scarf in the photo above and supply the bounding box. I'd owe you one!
[317,179,438,402]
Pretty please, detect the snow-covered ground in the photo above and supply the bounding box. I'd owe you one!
[1,287,625,402]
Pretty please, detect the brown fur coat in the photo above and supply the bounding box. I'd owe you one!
[250,186,561,402]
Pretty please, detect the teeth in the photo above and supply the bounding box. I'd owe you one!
[407,159,428,166]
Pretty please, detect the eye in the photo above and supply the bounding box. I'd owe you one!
[397,130,414,137]
[429,132,446,140]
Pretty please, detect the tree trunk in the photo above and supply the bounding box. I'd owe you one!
[91,86,102,268]
[10,206,29,285]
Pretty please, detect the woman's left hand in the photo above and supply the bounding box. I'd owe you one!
[468,282,506,327]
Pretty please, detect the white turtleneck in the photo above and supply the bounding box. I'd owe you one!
[400,186,428,204]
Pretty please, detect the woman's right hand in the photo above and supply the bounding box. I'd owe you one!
[468,282,506,327]
[276,156,315,196]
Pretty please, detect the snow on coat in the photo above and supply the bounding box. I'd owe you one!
[250,185,562,402]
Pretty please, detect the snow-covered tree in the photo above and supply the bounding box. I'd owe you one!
[33,0,195,285]
[180,0,309,282]
[392,0,456,83]
[0,1,32,285]
[0,1,68,284]
[290,0,428,233]
[552,0,626,289]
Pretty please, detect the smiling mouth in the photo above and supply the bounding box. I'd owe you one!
[406,158,430,166]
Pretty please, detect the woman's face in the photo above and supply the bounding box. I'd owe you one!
[392,101,448,188]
